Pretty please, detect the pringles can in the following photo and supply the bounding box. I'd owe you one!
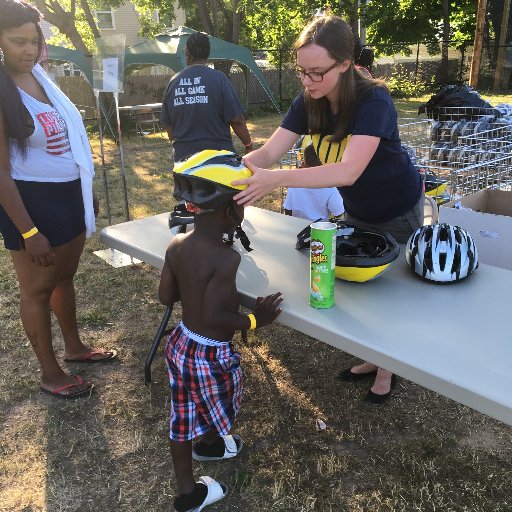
[309,221,336,308]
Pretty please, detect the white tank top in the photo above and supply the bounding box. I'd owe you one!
[9,89,80,182]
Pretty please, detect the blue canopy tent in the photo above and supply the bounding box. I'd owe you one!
[46,26,280,113]
[125,26,280,113]
[45,45,93,82]
[46,29,281,227]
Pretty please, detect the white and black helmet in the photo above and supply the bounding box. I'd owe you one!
[406,223,479,283]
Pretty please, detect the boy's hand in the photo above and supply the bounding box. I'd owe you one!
[253,292,283,328]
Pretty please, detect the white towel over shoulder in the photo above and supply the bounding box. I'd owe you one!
[32,64,96,237]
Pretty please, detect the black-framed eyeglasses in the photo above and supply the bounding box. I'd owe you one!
[293,61,339,82]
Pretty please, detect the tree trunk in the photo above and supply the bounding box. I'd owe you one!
[349,0,360,38]
[493,0,511,90]
[32,0,90,53]
[470,0,488,88]
[232,5,242,45]
[210,0,220,37]
[196,0,213,34]
[439,0,450,84]
[80,0,101,39]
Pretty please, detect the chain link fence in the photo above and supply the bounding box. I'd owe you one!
[370,40,512,92]
[55,39,512,124]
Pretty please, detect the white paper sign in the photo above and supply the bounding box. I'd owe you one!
[102,57,119,92]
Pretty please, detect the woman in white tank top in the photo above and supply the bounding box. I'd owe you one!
[0,0,116,400]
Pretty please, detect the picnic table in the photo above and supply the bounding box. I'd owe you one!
[100,207,512,426]
[117,103,163,112]
[118,103,163,136]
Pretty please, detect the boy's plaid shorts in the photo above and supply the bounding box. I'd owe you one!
[164,322,243,441]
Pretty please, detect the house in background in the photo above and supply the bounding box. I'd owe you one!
[41,2,185,77]
[92,2,185,46]
[40,2,187,114]
[40,1,186,50]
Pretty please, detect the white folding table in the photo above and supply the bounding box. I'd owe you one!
[118,103,163,136]
[100,207,512,426]
[117,103,163,112]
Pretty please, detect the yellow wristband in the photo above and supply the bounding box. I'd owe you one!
[22,227,39,240]
[247,313,257,330]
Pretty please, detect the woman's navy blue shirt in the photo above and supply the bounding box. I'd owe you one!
[281,87,422,223]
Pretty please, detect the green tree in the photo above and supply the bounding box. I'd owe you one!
[35,0,175,52]
[33,0,125,53]
[173,0,246,44]
[242,0,317,50]
[337,0,361,37]
[486,0,512,68]
[132,0,175,38]
[364,0,476,82]
[176,0,323,51]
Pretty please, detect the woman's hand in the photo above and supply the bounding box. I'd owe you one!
[24,233,55,267]
[232,158,282,206]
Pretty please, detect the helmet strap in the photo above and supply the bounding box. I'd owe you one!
[223,232,234,246]
[168,204,195,231]
[229,206,252,252]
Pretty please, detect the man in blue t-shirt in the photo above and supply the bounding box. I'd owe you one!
[160,32,253,161]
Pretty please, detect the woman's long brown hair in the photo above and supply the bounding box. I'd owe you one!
[0,0,43,154]
[293,16,386,143]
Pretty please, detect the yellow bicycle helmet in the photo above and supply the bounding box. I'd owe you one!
[297,222,400,282]
[173,149,252,209]
[172,150,253,251]
[424,171,448,198]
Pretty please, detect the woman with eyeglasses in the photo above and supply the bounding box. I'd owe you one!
[233,15,423,405]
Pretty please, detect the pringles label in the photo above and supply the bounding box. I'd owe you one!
[309,221,336,309]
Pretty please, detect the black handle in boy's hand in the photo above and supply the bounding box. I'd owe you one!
[253,292,283,328]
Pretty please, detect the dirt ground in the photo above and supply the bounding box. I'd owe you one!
[1,106,512,511]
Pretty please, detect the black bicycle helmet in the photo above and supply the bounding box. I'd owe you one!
[424,171,448,197]
[168,203,195,229]
[297,222,400,282]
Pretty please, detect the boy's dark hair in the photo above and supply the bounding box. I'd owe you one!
[302,144,322,167]
[185,32,210,61]
[354,37,374,69]
[0,0,43,154]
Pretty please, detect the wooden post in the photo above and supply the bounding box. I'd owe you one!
[469,0,488,88]
[493,0,511,90]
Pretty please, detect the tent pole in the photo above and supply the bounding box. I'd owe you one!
[243,65,249,111]
[94,90,112,225]
[113,92,130,221]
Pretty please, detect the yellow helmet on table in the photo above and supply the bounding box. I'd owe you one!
[296,222,400,282]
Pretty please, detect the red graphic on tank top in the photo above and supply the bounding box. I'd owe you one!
[35,111,71,155]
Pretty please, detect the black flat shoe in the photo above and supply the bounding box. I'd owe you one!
[365,375,397,406]
[338,367,377,382]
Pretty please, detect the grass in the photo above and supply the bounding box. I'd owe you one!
[1,96,512,511]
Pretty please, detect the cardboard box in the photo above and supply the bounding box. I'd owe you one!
[439,189,512,271]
